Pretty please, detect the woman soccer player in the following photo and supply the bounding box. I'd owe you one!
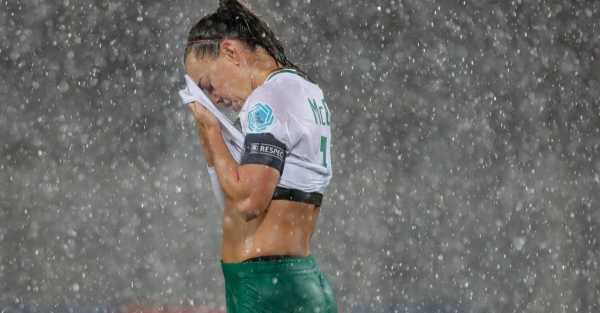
[183,1,337,312]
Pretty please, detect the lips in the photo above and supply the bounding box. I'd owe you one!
[217,98,243,112]
[218,99,233,108]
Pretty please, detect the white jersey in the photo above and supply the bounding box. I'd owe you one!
[195,69,332,208]
[239,69,332,193]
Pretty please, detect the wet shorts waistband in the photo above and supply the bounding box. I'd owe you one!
[221,255,316,279]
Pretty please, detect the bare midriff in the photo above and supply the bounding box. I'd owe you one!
[221,200,320,263]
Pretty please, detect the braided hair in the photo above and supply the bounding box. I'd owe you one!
[184,0,310,80]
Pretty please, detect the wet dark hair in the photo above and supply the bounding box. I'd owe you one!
[184,0,309,79]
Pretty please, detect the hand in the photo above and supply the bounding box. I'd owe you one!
[189,101,220,132]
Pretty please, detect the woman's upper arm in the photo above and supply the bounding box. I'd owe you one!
[233,87,295,219]
[235,163,280,219]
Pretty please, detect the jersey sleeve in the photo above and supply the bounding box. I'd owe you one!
[206,166,225,210]
[239,87,300,174]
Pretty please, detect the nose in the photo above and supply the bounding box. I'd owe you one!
[208,92,222,104]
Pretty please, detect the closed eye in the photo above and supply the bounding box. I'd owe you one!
[197,80,214,94]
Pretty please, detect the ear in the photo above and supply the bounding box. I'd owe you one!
[219,39,242,66]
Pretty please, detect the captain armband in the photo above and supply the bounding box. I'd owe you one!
[240,133,287,174]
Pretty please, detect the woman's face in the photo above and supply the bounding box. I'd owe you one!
[184,40,254,112]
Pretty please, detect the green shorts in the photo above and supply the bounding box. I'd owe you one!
[221,255,338,313]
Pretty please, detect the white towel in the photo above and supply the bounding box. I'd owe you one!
[179,75,246,209]
[178,74,244,163]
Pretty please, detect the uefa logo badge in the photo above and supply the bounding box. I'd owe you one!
[247,103,274,132]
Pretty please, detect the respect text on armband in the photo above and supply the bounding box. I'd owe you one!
[249,143,285,160]
[241,133,287,173]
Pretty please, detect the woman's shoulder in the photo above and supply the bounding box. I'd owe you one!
[246,71,322,111]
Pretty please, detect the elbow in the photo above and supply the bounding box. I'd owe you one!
[233,197,270,222]
[239,210,259,222]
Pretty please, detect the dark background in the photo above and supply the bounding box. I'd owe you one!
[1,0,600,312]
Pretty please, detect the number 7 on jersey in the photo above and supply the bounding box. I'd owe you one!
[320,136,328,167]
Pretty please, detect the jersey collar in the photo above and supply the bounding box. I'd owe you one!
[239,68,301,114]
[265,68,299,82]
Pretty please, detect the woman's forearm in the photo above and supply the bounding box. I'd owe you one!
[202,127,250,203]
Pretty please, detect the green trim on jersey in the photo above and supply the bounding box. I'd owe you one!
[266,68,300,81]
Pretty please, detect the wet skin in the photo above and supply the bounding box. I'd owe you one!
[221,200,321,262]
[185,41,322,263]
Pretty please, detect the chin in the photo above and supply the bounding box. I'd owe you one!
[232,101,244,112]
